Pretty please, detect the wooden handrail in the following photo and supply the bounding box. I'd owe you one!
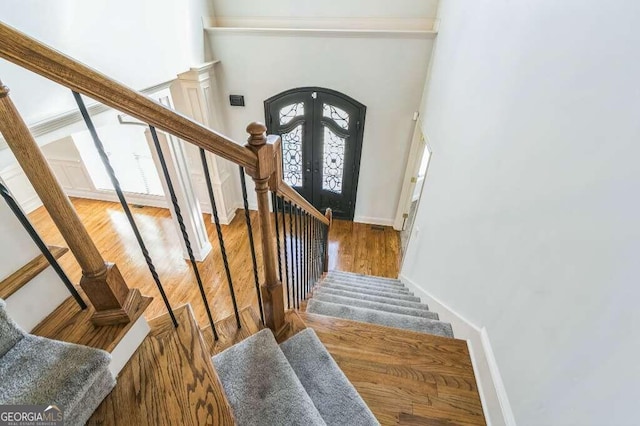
[269,135,330,226]
[0,20,331,335]
[0,22,258,176]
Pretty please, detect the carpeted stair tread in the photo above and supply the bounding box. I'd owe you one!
[306,299,453,338]
[324,274,406,288]
[313,293,439,320]
[322,279,412,294]
[324,276,405,290]
[327,271,403,286]
[212,328,326,426]
[0,299,115,425]
[280,329,379,426]
[315,287,430,310]
[320,283,421,302]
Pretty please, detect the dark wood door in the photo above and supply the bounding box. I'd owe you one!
[265,88,366,220]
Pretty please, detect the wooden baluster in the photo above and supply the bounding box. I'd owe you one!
[245,122,288,335]
[0,80,140,325]
[323,208,332,273]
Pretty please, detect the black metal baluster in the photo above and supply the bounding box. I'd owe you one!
[287,201,297,308]
[149,127,217,335]
[198,151,241,329]
[238,166,264,324]
[311,217,316,286]
[305,213,310,295]
[73,92,180,327]
[148,129,224,333]
[323,223,329,273]
[0,181,86,309]
[313,217,318,285]
[298,207,305,301]
[271,193,283,287]
[301,211,306,298]
[308,215,313,290]
[278,196,291,310]
[293,206,304,308]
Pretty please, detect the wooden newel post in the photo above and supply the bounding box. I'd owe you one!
[0,80,140,325]
[323,208,332,273]
[245,122,287,335]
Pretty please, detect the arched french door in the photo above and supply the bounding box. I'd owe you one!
[265,88,366,220]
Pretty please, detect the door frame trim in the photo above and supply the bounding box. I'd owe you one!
[393,121,431,231]
[264,87,366,220]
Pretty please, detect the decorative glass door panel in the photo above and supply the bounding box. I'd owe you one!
[265,88,366,220]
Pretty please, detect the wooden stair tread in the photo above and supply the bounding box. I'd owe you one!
[298,312,487,426]
[202,306,266,356]
[0,245,68,299]
[32,289,152,353]
[89,304,234,425]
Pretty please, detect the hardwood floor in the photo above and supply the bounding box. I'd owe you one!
[33,290,151,352]
[29,198,485,425]
[28,198,401,329]
[300,312,486,426]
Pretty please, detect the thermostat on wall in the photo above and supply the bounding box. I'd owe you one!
[229,95,245,106]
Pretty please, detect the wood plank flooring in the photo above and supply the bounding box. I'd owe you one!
[28,198,401,329]
[28,198,485,425]
[299,312,486,426]
[88,304,235,425]
[32,290,152,352]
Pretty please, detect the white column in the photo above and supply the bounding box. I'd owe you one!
[145,129,212,262]
[170,62,238,225]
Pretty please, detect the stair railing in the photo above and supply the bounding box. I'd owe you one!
[0,21,330,336]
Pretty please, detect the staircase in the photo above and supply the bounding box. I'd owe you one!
[209,270,457,425]
[0,22,485,426]
[307,270,453,337]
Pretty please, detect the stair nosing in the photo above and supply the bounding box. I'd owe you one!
[315,287,429,310]
[320,283,420,301]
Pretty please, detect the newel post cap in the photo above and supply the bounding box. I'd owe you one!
[0,79,9,98]
[246,122,268,147]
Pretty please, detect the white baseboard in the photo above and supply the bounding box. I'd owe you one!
[65,188,168,209]
[353,215,395,226]
[399,274,516,426]
[22,195,43,214]
[109,315,150,377]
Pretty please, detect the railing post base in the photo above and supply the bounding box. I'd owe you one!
[80,263,140,325]
[260,281,288,335]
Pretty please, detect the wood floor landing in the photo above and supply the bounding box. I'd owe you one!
[32,291,152,352]
[89,304,234,425]
[299,312,487,426]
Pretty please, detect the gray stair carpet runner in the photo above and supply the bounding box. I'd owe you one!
[0,298,115,425]
[326,270,405,285]
[319,283,421,302]
[280,328,378,426]
[213,329,326,426]
[307,271,454,338]
[213,328,378,426]
[315,287,431,310]
[313,293,439,320]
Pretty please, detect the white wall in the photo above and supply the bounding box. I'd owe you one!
[207,31,433,223]
[207,0,438,223]
[0,0,212,125]
[0,185,70,331]
[211,0,438,20]
[402,0,640,425]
